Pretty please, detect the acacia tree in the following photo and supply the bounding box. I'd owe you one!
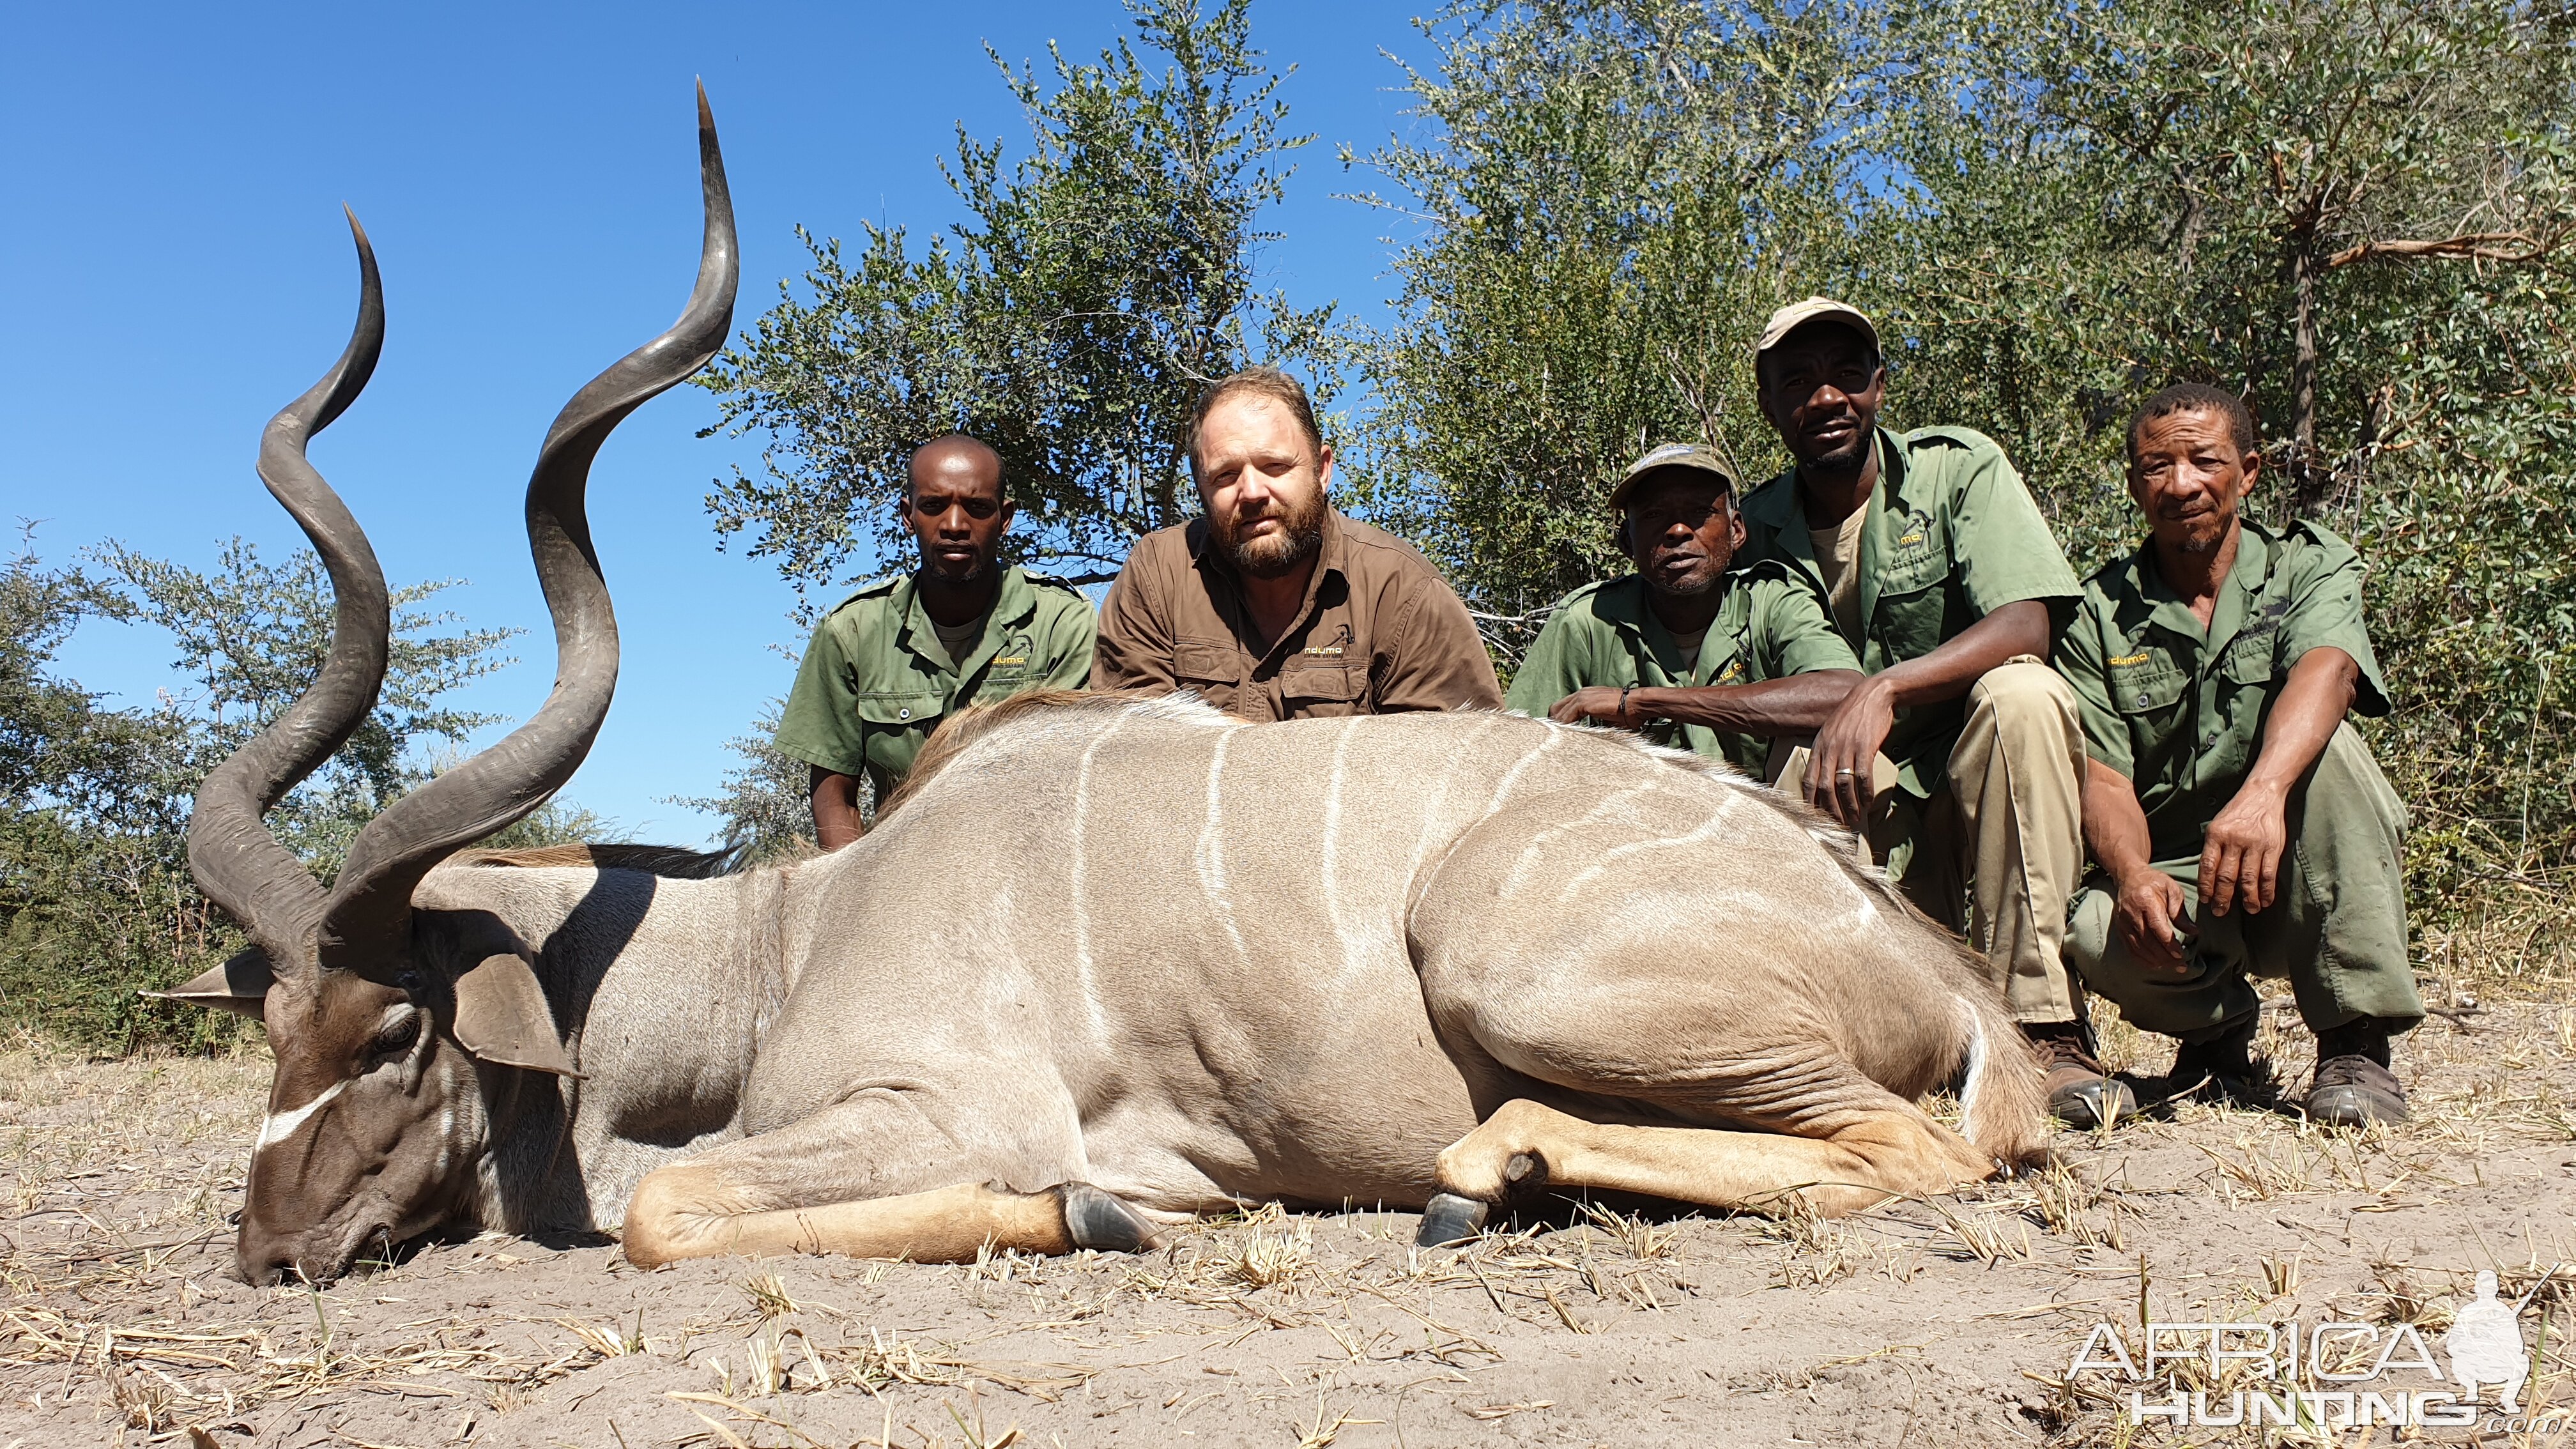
[700,0,1333,611]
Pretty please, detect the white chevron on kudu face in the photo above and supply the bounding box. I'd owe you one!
[256,1080,349,1152]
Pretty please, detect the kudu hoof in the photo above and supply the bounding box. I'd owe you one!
[1414,1193,1491,1248]
[1061,1183,1160,1253]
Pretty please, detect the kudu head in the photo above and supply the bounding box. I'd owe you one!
[161,89,737,1285]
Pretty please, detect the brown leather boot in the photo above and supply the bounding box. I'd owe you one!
[2166,1013,2276,1107]
[2024,1020,2135,1130]
[2309,1019,2408,1128]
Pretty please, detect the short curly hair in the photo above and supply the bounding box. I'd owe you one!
[2127,383,2258,463]
[1188,367,1324,483]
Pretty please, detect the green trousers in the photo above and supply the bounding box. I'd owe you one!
[2066,723,2424,1042]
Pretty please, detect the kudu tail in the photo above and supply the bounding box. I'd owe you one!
[1951,988,2052,1170]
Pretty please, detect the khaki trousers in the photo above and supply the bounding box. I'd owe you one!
[1770,658,2087,1023]
[2064,723,2423,1041]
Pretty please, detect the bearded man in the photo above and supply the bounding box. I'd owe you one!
[1092,367,1502,719]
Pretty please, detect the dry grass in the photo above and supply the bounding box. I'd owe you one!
[2,970,2572,1446]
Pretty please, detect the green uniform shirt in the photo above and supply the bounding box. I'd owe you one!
[772,565,1097,798]
[2053,518,2390,861]
[1737,424,2082,796]
[1505,561,1860,774]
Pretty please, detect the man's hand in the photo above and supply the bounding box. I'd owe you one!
[1804,676,1896,825]
[2200,782,2289,916]
[2113,868,2193,975]
[1550,687,1644,729]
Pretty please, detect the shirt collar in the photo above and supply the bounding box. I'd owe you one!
[1595,574,1745,682]
[893,564,1035,668]
[2126,517,2277,647]
[1749,426,1906,528]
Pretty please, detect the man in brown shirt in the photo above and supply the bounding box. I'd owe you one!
[1092,367,1503,719]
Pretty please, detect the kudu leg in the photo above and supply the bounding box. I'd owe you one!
[1422,1098,1993,1243]
[624,1172,1158,1268]
[618,1088,1158,1268]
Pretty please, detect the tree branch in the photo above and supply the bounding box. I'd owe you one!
[2327,229,2563,268]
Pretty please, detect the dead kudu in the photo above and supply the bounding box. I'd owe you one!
[166,104,2048,1288]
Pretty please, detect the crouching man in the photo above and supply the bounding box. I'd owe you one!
[1735,298,2113,1127]
[2056,384,2423,1126]
[1507,443,1862,776]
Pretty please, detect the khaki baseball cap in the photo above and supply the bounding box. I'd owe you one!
[1609,441,1738,510]
[1756,296,1882,362]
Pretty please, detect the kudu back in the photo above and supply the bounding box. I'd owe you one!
[168,97,2045,1284]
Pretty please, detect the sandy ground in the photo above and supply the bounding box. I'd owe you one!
[3,991,2572,1449]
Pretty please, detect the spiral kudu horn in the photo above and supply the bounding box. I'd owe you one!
[184,211,390,977]
[315,86,739,969]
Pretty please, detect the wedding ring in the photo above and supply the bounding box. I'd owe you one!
[1835,768,1856,778]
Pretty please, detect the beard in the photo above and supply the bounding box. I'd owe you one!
[922,551,992,585]
[1794,424,1871,474]
[2160,507,2234,557]
[1215,489,1328,579]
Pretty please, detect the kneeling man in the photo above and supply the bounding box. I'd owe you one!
[1507,443,1861,776]
[2057,383,2423,1126]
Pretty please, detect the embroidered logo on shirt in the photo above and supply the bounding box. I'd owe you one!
[1303,645,1346,657]
[2108,651,2154,667]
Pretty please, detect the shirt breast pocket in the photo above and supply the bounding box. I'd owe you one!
[1172,640,1245,684]
[2220,634,2278,687]
[854,691,944,728]
[1874,551,1953,659]
[852,692,941,773]
[1278,658,1367,716]
[2108,665,2187,717]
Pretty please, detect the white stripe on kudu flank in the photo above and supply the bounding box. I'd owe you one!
[1506,777,1659,897]
[1473,729,1562,832]
[1403,716,1501,880]
[1066,714,1126,1045]
[1554,804,1733,903]
[1319,718,1365,980]
[1193,730,1250,966]
[256,1080,349,1151]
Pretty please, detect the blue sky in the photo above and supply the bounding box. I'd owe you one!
[6,1,1437,844]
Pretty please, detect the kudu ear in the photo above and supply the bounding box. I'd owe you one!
[451,953,582,1077]
[146,947,273,1018]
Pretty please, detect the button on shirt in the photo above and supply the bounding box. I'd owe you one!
[1091,509,1504,720]
[772,565,1098,799]
[1736,425,2082,797]
[1505,562,1860,775]
[2053,518,2391,861]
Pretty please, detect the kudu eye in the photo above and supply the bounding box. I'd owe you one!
[373,1011,421,1055]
